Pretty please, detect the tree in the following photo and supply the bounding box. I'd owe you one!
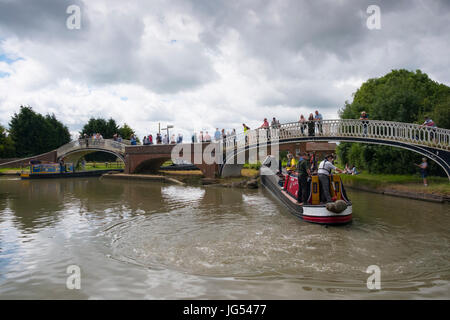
[0,125,15,158]
[80,118,139,141]
[45,114,71,150]
[80,117,119,139]
[117,123,136,140]
[337,69,450,176]
[9,106,71,157]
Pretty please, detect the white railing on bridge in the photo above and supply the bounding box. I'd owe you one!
[223,119,450,151]
[56,138,130,158]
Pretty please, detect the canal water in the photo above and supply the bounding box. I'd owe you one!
[0,176,449,299]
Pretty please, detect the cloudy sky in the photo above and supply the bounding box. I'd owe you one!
[0,0,449,140]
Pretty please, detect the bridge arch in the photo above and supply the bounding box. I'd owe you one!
[133,157,171,174]
[60,148,125,167]
[56,138,126,164]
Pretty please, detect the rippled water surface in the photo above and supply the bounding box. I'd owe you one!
[0,176,449,299]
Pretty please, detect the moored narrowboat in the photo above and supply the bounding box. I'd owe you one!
[20,162,122,179]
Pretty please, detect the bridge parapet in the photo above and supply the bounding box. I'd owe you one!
[56,138,130,158]
[223,119,450,151]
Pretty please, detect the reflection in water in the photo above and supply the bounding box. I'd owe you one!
[0,176,449,299]
[161,185,205,209]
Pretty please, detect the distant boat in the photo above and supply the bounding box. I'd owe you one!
[260,155,352,225]
[160,159,199,171]
[20,162,122,179]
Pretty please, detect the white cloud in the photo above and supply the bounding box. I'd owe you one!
[0,0,449,141]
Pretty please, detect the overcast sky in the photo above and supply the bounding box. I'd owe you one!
[0,0,449,140]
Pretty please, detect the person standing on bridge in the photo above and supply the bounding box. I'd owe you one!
[243,124,250,144]
[204,131,211,142]
[156,133,161,144]
[297,152,311,205]
[214,128,221,141]
[299,114,306,135]
[130,134,137,145]
[192,132,197,143]
[314,110,323,135]
[83,133,89,147]
[421,116,437,141]
[360,111,369,136]
[260,118,270,129]
[308,113,315,136]
[318,154,343,203]
[271,117,280,129]
[230,129,236,147]
[260,118,270,141]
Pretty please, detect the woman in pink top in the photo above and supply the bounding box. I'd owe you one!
[299,114,306,135]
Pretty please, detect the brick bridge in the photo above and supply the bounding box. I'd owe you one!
[124,141,333,178]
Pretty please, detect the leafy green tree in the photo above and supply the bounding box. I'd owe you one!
[9,106,71,157]
[117,123,135,140]
[337,69,450,176]
[80,118,139,141]
[80,117,119,139]
[431,86,450,129]
[0,125,15,158]
[45,114,71,150]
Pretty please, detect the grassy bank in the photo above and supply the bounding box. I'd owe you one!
[82,161,124,170]
[340,172,450,197]
[0,167,26,174]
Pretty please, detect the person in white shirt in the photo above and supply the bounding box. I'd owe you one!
[318,154,343,203]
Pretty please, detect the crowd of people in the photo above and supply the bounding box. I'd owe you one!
[297,110,324,136]
[141,133,184,145]
[190,128,239,143]
[249,110,325,137]
[78,133,105,147]
[79,110,439,148]
[179,110,326,145]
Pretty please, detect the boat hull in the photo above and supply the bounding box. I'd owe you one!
[20,169,123,179]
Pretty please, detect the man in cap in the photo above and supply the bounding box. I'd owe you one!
[297,152,311,205]
[317,154,343,203]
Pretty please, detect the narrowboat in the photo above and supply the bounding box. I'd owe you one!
[260,155,352,225]
[20,162,122,179]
